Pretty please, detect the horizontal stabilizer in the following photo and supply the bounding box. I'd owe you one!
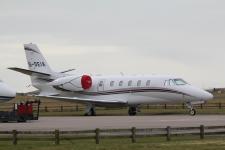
[36,95,127,106]
[8,67,51,76]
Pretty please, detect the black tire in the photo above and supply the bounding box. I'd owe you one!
[84,108,96,116]
[189,109,196,116]
[17,117,26,122]
[90,108,96,116]
[128,107,137,116]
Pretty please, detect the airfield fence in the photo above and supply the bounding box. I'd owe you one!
[1,125,225,145]
[1,103,225,112]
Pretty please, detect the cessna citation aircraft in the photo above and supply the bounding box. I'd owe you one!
[0,80,16,102]
[9,43,213,116]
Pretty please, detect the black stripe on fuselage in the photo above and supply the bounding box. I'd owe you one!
[0,96,15,100]
[24,47,40,54]
[78,88,192,97]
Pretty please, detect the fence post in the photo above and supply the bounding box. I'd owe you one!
[12,130,17,145]
[200,125,204,139]
[164,104,167,109]
[60,106,63,112]
[200,104,203,109]
[166,126,171,141]
[182,103,185,109]
[95,128,100,144]
[76,105,79,112]
[55,129,60,145]
[131,127,136,143]
[219,103,222,109]
[45,106,48,112]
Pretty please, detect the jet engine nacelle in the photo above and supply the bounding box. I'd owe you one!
[49,75,92,92]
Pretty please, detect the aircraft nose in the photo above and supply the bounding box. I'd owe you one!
[3,87,16,99]
[0,83,16,100]
[8,88,16,98]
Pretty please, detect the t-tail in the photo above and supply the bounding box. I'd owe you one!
[9,43,61,95]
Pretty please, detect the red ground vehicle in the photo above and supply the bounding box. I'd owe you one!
[0,100,40,122]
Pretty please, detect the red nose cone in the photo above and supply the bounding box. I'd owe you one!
[81,75,92,90]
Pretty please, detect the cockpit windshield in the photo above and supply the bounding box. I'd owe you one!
[173,78,188,85]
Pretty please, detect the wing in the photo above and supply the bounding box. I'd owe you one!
[36,95,128,107]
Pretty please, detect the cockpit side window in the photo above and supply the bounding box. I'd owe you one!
[164,79,176,86]
[173,79,187,85]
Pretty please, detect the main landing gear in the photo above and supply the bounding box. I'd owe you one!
[128,106,137,116]
[84,104,96,116]
[185,102,196,116]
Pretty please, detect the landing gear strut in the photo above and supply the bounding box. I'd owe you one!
[128,106,137,116]
[185,102,196,116]
[84,104,96,116]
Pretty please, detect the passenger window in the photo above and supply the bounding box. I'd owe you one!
[119,81,123,86]
[110,81,115,87]
[99,81,104,87]
[137,80,141,87]
[128,80,132,86]
[146,80,151,86]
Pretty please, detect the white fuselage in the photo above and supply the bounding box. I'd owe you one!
[0,81,16,102]
[44,74,213,107]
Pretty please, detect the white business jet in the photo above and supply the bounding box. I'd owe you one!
[0,80,16,102]
[9,43,213,116]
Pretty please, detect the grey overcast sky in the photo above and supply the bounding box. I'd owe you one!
[0,0,225,92]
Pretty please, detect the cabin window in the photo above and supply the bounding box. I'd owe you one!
[110,81,115,87]
[128,80,132,86]
[146,80,151,86]
[137,80,141,87]
[119,81,123,86]
[99,81,104,87]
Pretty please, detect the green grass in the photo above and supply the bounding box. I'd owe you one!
[1,136,225,150]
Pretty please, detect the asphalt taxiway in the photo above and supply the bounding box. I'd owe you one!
[1,115,225,131]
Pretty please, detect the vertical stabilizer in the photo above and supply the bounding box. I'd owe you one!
[24,43,53,75]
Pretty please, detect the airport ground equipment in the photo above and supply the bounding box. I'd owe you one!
[0,100,40,122]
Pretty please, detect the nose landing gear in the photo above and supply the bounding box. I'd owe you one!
[185,102,196,116]
[189,109,196,116]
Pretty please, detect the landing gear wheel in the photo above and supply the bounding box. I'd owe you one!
[90,107,96,116]
[84,106,96,116]
[128,107,137,116]
[189,109,196,116]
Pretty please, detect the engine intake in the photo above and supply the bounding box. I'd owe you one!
[81,75,92,90]
[49,75,92,91]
